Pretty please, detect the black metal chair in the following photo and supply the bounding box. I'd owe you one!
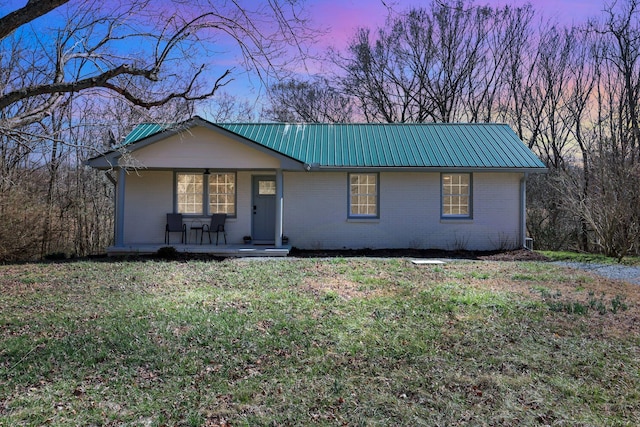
[165,213,186,244]
[202,214,227,245]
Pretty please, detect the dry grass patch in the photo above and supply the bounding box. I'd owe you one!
[409,260,640,337]
[1,257,639,426]
[302,276,395,300]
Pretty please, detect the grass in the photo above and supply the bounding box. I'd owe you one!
[1,257,640,426]
[541,250,640,266]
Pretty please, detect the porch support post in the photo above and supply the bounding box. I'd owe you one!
[275,168,283,247]
[115,167,126,247]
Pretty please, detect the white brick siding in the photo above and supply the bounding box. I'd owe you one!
[283,171,521,251]
[123,169,522,250]
[123,170,264,245]
[123,171,173,244]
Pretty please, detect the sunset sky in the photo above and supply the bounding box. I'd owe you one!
[239,0,608,101]
[307,0,606,51]
[0,0,610,109]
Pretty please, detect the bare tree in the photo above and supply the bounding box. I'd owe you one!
[499,4,536,139]
[0,0,69,39]
[462,5,522,122]
[337,0,525,123]
[522,26,579,168]
[562,154,640,259]
[264,77,354,123]
[598,0,640,163]
[340,25,420,122]
[205,92,256,123]
[0,0,312,131]
[0,0,314,260]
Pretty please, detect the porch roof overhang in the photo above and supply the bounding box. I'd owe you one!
[84,116,305,171]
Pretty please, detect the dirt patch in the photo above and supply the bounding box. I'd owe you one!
[476,249,550,262]
[303,277,392,300]
[290,248,549,262]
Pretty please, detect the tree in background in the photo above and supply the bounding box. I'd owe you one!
[0,0,312,261]
[263,0,640,258]
[264,77,354,123]
[3,0,640,260]
[333,1,530,124]
[0,0,310,130]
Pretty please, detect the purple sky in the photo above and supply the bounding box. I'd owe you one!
[289,0,607,80]
[307,0,606,52]
[0,0,610,111]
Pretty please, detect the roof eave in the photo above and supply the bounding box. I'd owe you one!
[310,166,548,173]
[84,152,120,169]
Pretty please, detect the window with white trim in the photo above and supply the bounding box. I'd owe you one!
[208,173,236,215]
[176,172,236,216]
[442,173,471,218]
[177,173,204,214]
[349,173,378,217]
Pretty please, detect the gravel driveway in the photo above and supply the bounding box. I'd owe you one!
[553,262,640,285]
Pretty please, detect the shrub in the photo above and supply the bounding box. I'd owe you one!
[156,246,179,259]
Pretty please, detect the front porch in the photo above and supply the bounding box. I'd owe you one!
[106,244,291,257]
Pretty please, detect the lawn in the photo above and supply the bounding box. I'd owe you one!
[1,256,639,426]
[540,251,640,266]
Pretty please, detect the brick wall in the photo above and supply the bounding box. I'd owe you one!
[283,171,522,250]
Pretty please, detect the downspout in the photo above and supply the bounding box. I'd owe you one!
[520,173,528,249]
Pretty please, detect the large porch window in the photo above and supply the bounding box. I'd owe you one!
[176,172,236,216]
[208,173,236,216]
[177,173,203,214]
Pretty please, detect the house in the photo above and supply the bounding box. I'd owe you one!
[86,116,547,255]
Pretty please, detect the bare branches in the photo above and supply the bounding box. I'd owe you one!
[597,0,640,162]
[264,77,354,123]
[101,67,232,109]
[0,0,313,131]
[337,0,525,123]
[0,0,69,40]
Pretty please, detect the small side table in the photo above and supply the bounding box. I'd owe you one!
[190,225,204,244]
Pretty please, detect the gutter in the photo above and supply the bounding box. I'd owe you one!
[304,164,548,174]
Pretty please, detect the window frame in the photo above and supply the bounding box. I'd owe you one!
[175,172,204,215]
[207,172,237,216]
[441,173,472,219]
[348,172,380,219]
[174,171,237,218]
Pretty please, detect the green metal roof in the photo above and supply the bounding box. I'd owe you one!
[122,123,170,145]
[218,122,545,169]
[117,118,545,170]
